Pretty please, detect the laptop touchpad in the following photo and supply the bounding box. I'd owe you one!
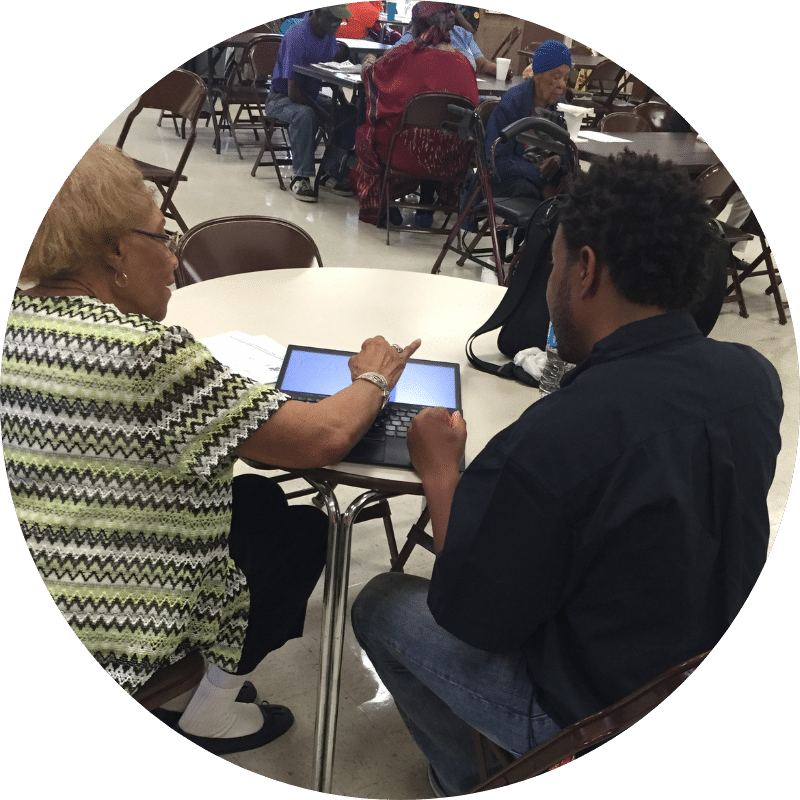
[345,438,386,464]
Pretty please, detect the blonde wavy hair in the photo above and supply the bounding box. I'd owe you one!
[22,142,156,283]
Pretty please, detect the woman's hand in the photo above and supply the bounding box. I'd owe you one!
[539,154,562,180]
[348,336,422,390]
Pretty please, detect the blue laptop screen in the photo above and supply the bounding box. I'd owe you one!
[278,348,459,407]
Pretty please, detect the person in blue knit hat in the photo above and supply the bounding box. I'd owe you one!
[485,39,572,202]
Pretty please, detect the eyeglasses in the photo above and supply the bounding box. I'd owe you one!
[132,228,182,254]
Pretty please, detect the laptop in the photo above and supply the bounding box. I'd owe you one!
[275,345,462,468]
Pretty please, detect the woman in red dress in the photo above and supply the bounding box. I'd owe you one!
[353,3,479,226]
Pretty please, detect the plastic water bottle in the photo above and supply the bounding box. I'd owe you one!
[539,322,574,396]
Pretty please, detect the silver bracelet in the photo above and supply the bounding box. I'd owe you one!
[354,372,389,409]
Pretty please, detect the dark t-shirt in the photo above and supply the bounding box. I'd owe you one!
[428,312,783,726]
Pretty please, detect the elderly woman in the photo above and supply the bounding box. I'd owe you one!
[485,40,572,202]
[354,2,479,228]
[1,143,419,755]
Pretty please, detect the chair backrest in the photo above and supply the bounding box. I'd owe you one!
[694,162,738,216]
[399,92,476,130]
[174,215,323,287]
[634,101,672,131]
[600,112,651,133]
[585,59,626,94]
[125,68,207,122]
[570,43,593,55]
[245,34,284,83]
[477,98,500,130]
[491,26,522,60]
[133,650,205,711]
[472,650,710,792]
[115,69,207,220]
[386,92,476,179]
[624,77,653,103]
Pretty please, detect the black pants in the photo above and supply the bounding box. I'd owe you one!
[227,474,328,675]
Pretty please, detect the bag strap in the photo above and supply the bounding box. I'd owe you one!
[465,198,559,382]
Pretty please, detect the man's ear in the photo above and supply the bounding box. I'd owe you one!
[578,246,602,299]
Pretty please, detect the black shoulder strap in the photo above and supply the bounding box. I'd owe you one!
[465,198,558,382]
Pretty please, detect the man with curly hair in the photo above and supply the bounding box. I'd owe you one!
[351,152,783,796]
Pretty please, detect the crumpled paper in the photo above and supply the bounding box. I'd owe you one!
[513,346,547,380]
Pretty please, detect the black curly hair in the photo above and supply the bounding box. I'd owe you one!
[558,151,716,310]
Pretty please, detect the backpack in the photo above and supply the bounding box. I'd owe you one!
[466,202,730,387]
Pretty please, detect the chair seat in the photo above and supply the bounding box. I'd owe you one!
[131,158,187,183]
[490,197,540,229]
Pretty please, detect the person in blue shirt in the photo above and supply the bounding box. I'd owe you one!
[394,3,508,77]
[263,7,358,202]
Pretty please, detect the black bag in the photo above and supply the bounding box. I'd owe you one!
[465,197,560,387]
[465,202,730,388]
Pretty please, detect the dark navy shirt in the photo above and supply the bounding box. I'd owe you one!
[428,311,783,726]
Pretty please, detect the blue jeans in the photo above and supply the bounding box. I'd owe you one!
[350,572,562,795]
[262,92,355,179]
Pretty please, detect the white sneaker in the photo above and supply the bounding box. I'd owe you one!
[290,176,317,202]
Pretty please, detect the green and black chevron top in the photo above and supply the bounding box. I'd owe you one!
[1,292,289,694]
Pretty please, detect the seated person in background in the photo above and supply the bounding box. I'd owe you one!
[351,151,782,796]
[395,3,508,78]
[2,142,421,756]
[262,7,358,203]
[337,1,383,39]
[354,9,478,228]
[486,39,571,202]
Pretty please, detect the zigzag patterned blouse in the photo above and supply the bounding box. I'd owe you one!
[1,292,288,694]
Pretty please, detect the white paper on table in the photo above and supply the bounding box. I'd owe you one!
[578,131,632,143]
[315,61,361,73]
[202,331,287,385]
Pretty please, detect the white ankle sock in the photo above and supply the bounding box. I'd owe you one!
[178,665,263,738]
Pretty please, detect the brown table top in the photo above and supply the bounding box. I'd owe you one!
[518,131,718,173]
[475,73,525,96]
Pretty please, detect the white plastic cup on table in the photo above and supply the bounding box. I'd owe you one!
[495,57,511,82]
[387,2,396,21]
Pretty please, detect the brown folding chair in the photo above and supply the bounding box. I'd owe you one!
[490,26,522,60]
[245,35,295,189]
[634,101,672,131]
[738,212,788,324]
[214,35,278,160]
[573,60,634,126]
[599,112,651,133]
[382,92,476,244]
[133,650,206,711]
[694,163,754,319]
[471,651,710,791]
[116,69,207,233]
[175,214,323,287]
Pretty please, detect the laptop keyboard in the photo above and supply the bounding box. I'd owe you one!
[286,393,419,440]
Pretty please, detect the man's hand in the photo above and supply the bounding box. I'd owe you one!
[407,407,466,480]
[408,407,466,552]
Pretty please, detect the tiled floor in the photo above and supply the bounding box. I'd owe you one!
[5,78,795,798]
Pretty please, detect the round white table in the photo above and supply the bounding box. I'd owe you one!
[163,268,539,792]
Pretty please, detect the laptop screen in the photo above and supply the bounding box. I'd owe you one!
[277,346,460,408]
